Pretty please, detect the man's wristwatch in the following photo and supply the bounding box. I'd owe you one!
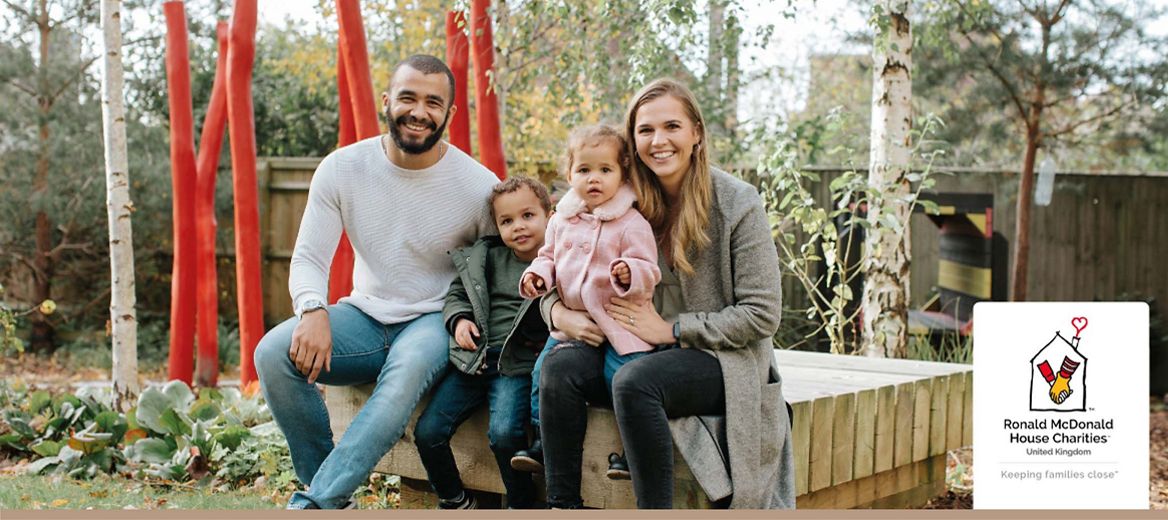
[296,298,327,319]
[672,321,681,342]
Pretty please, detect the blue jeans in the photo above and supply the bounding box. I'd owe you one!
[413,367,535,508]
[254,303,449,509]
[530,337,652,427]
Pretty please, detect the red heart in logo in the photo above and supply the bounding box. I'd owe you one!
[1071,316,1088,336]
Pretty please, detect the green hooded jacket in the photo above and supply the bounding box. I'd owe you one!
[444,236,549,376]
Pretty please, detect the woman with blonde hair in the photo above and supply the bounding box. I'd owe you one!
[537,79,796,509]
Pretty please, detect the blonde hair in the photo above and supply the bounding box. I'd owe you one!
[561,124,631,180]
[624,79,711,275]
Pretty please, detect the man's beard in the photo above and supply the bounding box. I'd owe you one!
[386,110,449,155]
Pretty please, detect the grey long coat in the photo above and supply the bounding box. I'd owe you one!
[541,169,796,508]
[668,169,795,508]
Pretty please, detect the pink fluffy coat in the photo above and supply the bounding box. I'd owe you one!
[521,184,661,354]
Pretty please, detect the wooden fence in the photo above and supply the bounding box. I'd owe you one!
[255,158,1167,325]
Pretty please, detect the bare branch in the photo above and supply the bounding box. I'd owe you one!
[956,27,1031,125]
[1049,0,1072,25]
[1,0,34,22]
[4,78,38,97]
[1046,98,1137,137]
[46,56,100,104]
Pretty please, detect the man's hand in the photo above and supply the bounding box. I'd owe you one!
[521,272,547,297]
[454,318,480,351]
[289,310,332,384]
[611,261,631,287]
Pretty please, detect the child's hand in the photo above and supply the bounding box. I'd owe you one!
[611,261,631,286]
[521,272,546,296]
[454,318,480,351]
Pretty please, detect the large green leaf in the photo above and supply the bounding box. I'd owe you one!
[25,456,59,475]
[5,414,36,439]
[189,400,221,422]
[94,410,128,442]
[158,409,192,437]
[0,432,26,451]
[30,439,61,457]
[213,425,249,451]
[28,390,51,414]
[129,437,174,464]
[160,380,195,409]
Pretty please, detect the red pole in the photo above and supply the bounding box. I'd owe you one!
[328,46,356,304]
[193,21,230,387]
[226,0,262,386]
[163,0,197,385]
[336,0,380,139]
[327,0,381,305]
[469,0,506,179]
[446,11,471,154]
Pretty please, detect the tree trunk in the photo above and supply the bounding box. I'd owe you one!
[861,0,912,358]
[31,0,55,354]
[706,0,725,134]
[1011,122,1041,301]
[724,11,740,132]
[100,0,139,409]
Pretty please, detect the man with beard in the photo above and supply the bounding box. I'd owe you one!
[253,55,500,509]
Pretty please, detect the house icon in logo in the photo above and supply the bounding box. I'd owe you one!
[1029,317,1089,412]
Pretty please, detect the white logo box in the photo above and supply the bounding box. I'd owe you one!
[973,302,1149,509]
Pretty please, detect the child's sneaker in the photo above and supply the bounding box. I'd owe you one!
[606,452,630,480]
[510,439,544,473]
[437,491,478,509]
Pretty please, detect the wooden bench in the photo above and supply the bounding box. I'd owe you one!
[324,350,972,509]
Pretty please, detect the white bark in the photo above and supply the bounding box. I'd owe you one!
[100,0,139,407]
[862,0,912,358]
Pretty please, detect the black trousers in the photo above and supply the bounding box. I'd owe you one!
[539,343,724,509]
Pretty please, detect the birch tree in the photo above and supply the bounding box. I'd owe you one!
[100,0,138,407]
[861,0,912,358]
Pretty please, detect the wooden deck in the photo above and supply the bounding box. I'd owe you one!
[324,350,972,509]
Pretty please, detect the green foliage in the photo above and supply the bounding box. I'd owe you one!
[756,111,946,354]
[914,0,1168,170]
[0,380,293,488]
[0,284,23,355]
[907,330,972,365]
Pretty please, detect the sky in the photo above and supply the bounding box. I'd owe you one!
[255,0,870,123]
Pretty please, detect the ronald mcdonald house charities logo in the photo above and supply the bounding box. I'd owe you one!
[973,302,1148,509]
[1028,317,1088,412]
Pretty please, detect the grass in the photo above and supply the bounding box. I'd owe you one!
[0,473,281,510]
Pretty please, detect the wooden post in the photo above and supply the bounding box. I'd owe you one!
[226,0,262,386]
[469,0,506,179]
[162,0,197,385]
[328,0,382,303]
[328,47,356,304]
[193,21,229,387]
[445,10,472,154]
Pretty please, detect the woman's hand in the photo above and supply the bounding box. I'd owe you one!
[551,301,605,347]
[606,297,675,345]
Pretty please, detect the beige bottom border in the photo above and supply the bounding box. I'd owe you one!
[0,509,1158,519]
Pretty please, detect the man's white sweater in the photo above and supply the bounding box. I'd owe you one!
[289,136,499,324]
